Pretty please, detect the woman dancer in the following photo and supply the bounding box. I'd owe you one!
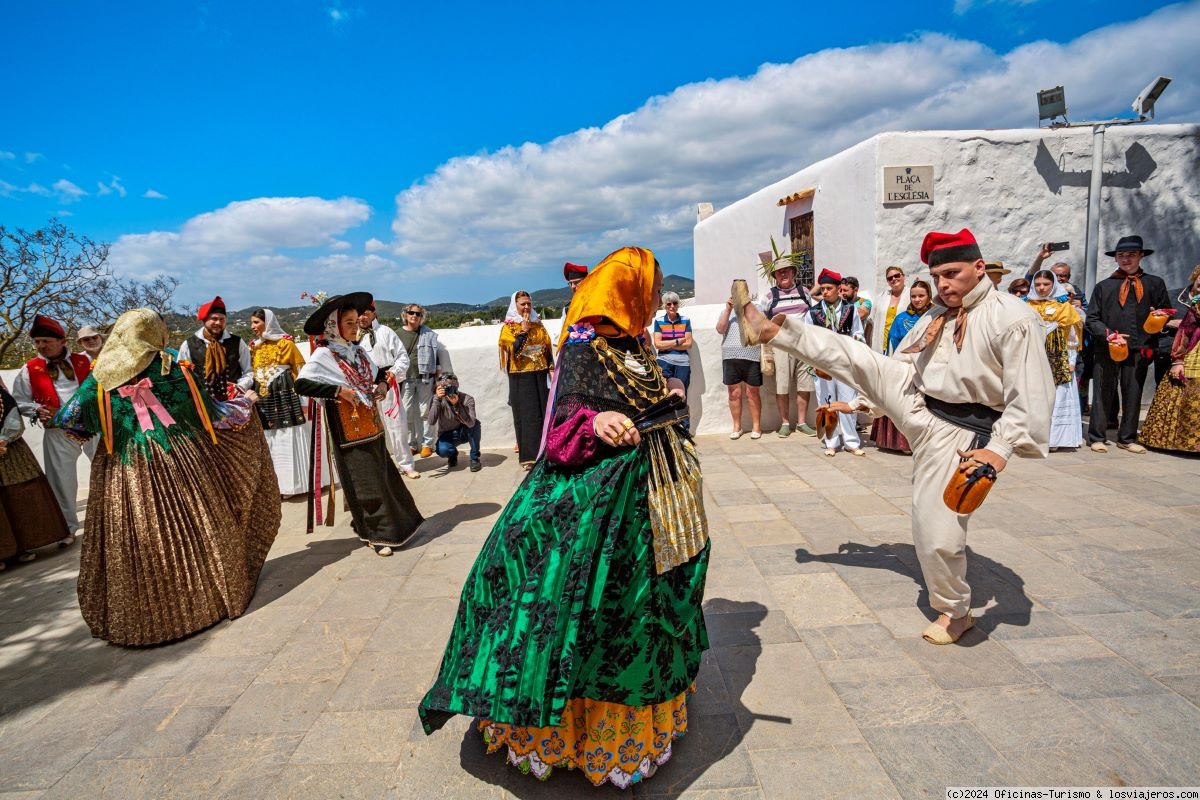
[294,293,423,556]
[1141,265,1200,453]
[249,308,310,495]
[871,279,933,454]
[419,247,709,788]
[54,309,280,645]
[1027,269,1084,450]
[499,291,553,469]
[0,377,71,569]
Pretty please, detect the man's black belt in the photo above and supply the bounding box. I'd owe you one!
[923,395,1001,444]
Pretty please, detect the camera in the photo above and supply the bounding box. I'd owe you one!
[436,373,459,396]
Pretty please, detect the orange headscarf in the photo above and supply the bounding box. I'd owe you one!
[558,246,658,347]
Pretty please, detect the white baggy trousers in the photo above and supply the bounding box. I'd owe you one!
[771,318,976,618]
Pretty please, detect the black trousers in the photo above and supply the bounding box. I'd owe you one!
[1088,352,1150,444]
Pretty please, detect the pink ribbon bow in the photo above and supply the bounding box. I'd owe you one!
[117,378,176,432]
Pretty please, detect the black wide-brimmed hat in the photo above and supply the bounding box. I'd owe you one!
[1105,235,1153,257]
[303,292,374,336]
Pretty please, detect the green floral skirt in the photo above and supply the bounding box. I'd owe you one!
[418,447,710,735]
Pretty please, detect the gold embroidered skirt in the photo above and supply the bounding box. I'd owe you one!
[77,418,281,646]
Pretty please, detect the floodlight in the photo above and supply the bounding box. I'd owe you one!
[1132,76,1171,119]
[1037,86,1067,121]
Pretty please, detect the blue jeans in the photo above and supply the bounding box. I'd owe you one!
[656,359,691,392]
[436,420,481,463]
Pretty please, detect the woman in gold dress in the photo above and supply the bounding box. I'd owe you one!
[54,309,280,646]
[1141,265,1200,453]
[499,291,553,468]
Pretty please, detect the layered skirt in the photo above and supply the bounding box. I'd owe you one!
[1140,346,1200,453]
[508,371,550,466]
[0,439,71,562]
[870,415,911,453]
[77,418,281,646]
[257,373,311,496]
[419,448,709,787]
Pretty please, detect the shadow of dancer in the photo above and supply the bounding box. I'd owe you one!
[406,501,502,548]
[796,542,1032,641]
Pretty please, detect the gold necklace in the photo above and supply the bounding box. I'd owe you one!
[591,338,667,405]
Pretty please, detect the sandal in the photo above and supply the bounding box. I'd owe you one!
[373,545,394,557]
[823,448,836,457]
[729,431,743,440]
[750,431,762,440]
[846,447,866,457]
[922,614,974,645]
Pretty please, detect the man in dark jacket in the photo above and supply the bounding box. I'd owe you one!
[1084,236,1171,453]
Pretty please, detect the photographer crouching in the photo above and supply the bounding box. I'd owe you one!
[425,374,482,472]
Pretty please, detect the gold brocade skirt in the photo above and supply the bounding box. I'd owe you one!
[77,418,282,646]
[1140,346,1200,454]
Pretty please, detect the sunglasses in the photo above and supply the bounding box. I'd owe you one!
[406,310,424,316]
[886,274,903,281]
[664,301,678,306]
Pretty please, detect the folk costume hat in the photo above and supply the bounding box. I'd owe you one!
[302,292,374,337]
[816,268,842,285]
[563,262,588,281]
[1106,235,1153,257]
[30,314,66,339]
[559,246,657,347]
[197,296,227,321]
[921,229,983,267]
[91,309,173,390]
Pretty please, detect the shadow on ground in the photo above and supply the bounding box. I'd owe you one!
[458,601,769,798]
[796,541,1032,642]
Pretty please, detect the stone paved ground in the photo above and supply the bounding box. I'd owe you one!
[1,435,1199,799]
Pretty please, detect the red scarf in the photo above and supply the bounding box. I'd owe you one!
[1112,268,1144,307]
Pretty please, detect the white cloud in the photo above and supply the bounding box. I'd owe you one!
[96,176,127,198]
[26,182,51,197]
[110,196,373,287]
[364,237,388,253]
[51,178,87,203]
[25,152,43,164]
[143,189,168,199]
[0,150,14,160]
[387,3,1200,272]
[954,0,1040,14]
[328,239,352,251]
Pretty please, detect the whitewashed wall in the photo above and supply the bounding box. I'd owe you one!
[696,124,1200,351]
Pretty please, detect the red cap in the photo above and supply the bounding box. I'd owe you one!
[563,262,588,280]
[30,314,66,339]
[197,296,227,321]
[920,228,983,267]
[816,268,842,285]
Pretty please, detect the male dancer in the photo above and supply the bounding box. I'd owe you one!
[738,229,1054,644]
[11,315,92,537]
[178,296,253,401]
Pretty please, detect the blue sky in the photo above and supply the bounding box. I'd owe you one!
[2,0,1196,311]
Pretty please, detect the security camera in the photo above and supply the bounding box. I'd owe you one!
[1132,76,1171,119]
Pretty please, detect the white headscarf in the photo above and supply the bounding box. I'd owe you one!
[1030,270,1070,302]
[254,308,287,344]
[504,292,540,324]
[296,308,378,403]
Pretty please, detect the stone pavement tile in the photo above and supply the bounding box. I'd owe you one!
[1039,592,1138,616]
[256,763,403,800]
[872,605,938,639]
[859,723,1016,800]
[950,683,1108,752]
[710,488,769,508]
[702,568,780,615]
[1001,738,1173,787]
[328,649,442,711]
[800,623,906,662]
[998,635,1115,664]
[817,655,926,684]
[704,609,799,648]
[721,505,785,525]
[0,792,44,799]
[1052,544,1154,575]
[1080,527,1178,552]
[1087,571,1200,619]
[89,706,225,760]
[255,617,380,685]
[1009,565,1105,599]
[979,608,1080,640]
[632,714,759,796]
[690,650,734,718]
[715,642,861,751]
[289,709,413,764]
[1063,610,1172,641]
[750,744,900,800]
[1093,621,1200,678]
[1160,674,1200,707]
[745,544,832,577]
[851,581,922,611]
[829,675,962,729]
[1028,657,1170,700]
[367,596,462,652]
[1077,693,1200,783]
[851,514,911,534]
[392,715,506,797]
[213,681,337,735]
[308,575,410,621]
[825,494,899,516]
[765,573,875,630]
[728,519,811,549]
[39,757,181,800]
[142,655,271,709]
[196,603,308,658]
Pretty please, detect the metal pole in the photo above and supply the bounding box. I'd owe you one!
[1083,123,1106,295]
